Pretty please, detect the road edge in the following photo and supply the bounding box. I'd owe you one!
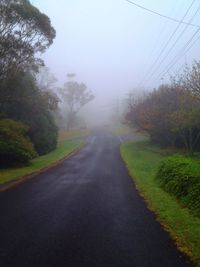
[119,143,196,267]
[0,142,86,193]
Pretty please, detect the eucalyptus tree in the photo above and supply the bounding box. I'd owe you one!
[0,0,56,79]
[0,0,58,157]
[60,76,94,130]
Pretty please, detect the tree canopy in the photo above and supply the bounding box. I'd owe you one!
[125,61,200,154]
[0,70,59,155]
[0,0,56,79]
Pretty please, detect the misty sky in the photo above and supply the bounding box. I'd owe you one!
[33,0,200,107]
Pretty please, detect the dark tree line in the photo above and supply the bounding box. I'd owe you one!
[0,0,57,166]
[0,0,95,167]
[125,61,200,154]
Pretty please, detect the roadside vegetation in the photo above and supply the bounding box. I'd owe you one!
[0,140,83,185]
[111,124,148,142]
[0,119,38,166]
[121,141,200,266]
[111,124,134,136]
[58,128,90,143]
[0,1,93,173]
[0,0,58,167]
[156,155,200,218]
[122,61,200,266]
[125,61,200,155]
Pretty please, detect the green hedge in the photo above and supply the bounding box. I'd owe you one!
[156,155,200,217]
[0,119,37,167]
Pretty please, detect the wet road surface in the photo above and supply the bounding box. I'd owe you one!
[0,129,192,267]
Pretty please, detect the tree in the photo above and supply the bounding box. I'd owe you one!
[125,61,200,153]
[0,70,59,155]
[170,88,200,154]
[179,61,200,97]
[0,0,56,80]
[0,1,58,156]
[127,85,182,146]
[60,78,94,130]
[126,70,200,153]
[124,89,146,125]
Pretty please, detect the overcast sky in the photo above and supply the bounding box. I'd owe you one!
[33,0,200,107]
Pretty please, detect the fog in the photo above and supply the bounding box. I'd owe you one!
[33,0,200,126]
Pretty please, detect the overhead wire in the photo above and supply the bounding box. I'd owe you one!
[136,0,196,88]
[135,0,183,88]
[124,0,200,27]
[148,2,200,82]
[159,27,200,78]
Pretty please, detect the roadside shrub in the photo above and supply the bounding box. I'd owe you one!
[0,119,37,167]
[156,155,200,216]
[0,70,59,155]
[28,113,58,155]
[186,184,200,217]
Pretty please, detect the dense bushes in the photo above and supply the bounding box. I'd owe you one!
[124,62,200,217]
[0,0,57,167]
[156,155,200,217]
[127,85,200,152]
[0,119,37,167]
[125,61,200,154]
[0,70,58,155]
[28,113,58,155]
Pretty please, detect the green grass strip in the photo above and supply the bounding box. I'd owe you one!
[0,140,84,185]
[121,141,200,266]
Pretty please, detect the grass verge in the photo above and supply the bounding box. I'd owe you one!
[110,124,133,136]
[121,141,200,266]
[58,129,90,143]
[0,140,84,185]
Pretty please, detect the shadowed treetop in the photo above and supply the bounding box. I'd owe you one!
[0,0,56,79]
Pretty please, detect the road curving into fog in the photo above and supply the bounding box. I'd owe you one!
[0,129,193,267]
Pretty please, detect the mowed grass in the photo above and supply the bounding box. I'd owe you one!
[121,141,200,266]
[111,124,148,141]
[0,140,83,185]
[58,128,90,143]
[111,124,133,135]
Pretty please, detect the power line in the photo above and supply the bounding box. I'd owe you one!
[160,28,200,78]
[136,0,196,88]
[125,0,200,27]
[148,3,200,81]
[160,28,200,77]
[135,1,183,88]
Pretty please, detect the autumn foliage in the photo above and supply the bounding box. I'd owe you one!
[126,61,200,154]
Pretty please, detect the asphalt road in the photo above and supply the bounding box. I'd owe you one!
[0,129,192,267]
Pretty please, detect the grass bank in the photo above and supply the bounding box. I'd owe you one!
[121,141,200,266]
[111,124,148,142]
[58,128,90,143]
[110,125,134,136]
[0,140,84,185]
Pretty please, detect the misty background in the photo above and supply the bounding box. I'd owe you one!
[32,0,200,125]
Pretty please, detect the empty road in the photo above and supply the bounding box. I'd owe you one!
[0,129,192,267]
